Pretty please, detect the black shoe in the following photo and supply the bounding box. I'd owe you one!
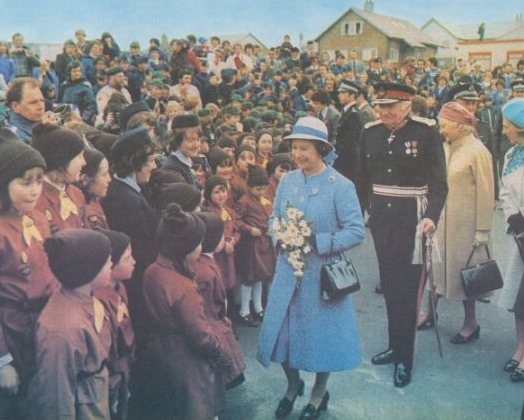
[375,283,383,294]
[256,310,265,322]
[504,359,519,373]
[417,314,437,331]
[450,325,480,344]
[275,379,305,418]
[298,391,329,419]
[393,363,411,388]
[477,297,491,303]
[238,313,261,327]
[371,349,395,365]
[511,367,524,382]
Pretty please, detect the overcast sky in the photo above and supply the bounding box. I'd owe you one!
[1,0,523,48]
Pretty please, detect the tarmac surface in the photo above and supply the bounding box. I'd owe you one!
[221,210,524,420]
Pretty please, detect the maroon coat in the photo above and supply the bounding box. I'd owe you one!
[229,170,248,208]
[0,211,58,386]
[142,256,233,419]
[265,175,279,203]
[25,288,112,420]
[94,281,135,396]
[35,181,86,234]
[192,255,246,385]
[236,192,276,284]
[205,202,240,291]
[85,199,108,229]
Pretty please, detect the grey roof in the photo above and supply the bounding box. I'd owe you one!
[316,7,438,48]
[422,18,524,40]
[215,33,267,49]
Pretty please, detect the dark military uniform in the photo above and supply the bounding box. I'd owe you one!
[360,115,448,370]
[334,101,364,207]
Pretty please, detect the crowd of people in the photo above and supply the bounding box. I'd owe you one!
[0,28,524,420]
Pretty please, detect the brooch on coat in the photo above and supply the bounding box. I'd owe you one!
[405,140,418,157]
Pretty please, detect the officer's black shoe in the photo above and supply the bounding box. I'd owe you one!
[371,349,395,365]
[393,362,411,388]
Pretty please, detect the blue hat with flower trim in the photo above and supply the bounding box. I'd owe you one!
[284,116,332,149]
[502,98,524,129]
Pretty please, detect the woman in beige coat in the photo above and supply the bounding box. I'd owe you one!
[418,101,495,344]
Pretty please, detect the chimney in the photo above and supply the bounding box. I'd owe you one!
[364,0,374,12]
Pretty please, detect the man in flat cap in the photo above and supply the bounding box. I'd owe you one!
[96,66,132,123]
[334,80,364,204]
[360,82,448,387]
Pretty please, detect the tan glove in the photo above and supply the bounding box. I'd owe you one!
[473,230,490,247]
[0,364,20,396]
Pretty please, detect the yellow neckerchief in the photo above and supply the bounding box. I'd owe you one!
[59,191,79,221]
[93,296,105,333]
[220,207,232,222]
[117,296,130,324]
[21,214,43,247]
[260,196,272,207]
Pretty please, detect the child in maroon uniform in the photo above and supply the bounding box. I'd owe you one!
[236,165,275,327]
[230,145,256,204]
[95,229,136,420]
[25,229,113,420]
[265,153,295,202]
[0,138,57,419]
[142,203,233,419]
[192,212,246,389]
[78,148,111,229]
[203,175,241,311]
[31,123,87,234]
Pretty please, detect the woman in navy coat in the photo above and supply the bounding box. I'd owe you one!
[257,117,365,419]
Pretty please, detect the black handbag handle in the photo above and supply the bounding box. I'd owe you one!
[465,245,491,267]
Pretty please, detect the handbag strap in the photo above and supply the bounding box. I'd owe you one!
[465,245,491,267]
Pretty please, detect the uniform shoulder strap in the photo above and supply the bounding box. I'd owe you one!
[364,119,383,129]
[410,115,436,126]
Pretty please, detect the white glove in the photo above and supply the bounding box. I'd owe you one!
[473,230,490,247]
[0,364,20,395]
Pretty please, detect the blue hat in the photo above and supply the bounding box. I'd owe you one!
[502,98,524,129]
[284,116,332,149]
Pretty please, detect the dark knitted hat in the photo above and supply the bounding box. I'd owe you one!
[235,145,256,162]
[85,131,118,159]
[196,212,224,253]
[247,164,269,187]
[44,229,111,289]
[204,174,227,200]
[119,101,151,131]
[31,123,85,171]
[208,147,232,172]
[157,203,206,258]
[96,228,131,265]
[172,112,200,129]
[111,127,152,162]
[0,137,46,190]
[157,182,202,212]
[106,66,124,76]
[267,153,295,175]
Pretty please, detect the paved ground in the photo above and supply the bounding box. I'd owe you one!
[221,210,524,420]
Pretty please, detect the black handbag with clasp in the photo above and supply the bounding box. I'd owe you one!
[320,237,360,301]
[460,245,503,298]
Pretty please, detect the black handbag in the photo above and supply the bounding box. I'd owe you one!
[460,245,503,298]
[320,238,360,301]
[514,232,524,262]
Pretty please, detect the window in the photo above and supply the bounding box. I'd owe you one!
[341,21,363,36]
[389,48,399,62]
[507,51,524,67]
[362,48,378,61]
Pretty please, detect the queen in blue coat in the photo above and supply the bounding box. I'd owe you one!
[257,117,365,419]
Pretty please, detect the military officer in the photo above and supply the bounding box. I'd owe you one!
[334,80,364,209]
[360,82,448,387]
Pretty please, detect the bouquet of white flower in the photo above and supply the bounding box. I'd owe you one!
[274,204,313,284]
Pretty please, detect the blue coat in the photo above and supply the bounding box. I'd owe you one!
[257,165,365,372]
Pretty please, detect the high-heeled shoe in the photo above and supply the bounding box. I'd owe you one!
[417,314,438,331]
[511,367,524,382]
[504,359,519,373]
[275,379,305,418]
[298,391,329,419]
[450,325,480,344]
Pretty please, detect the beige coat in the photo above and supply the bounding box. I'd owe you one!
[434,134,495,300]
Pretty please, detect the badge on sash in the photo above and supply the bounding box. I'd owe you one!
[93,297,105,334]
